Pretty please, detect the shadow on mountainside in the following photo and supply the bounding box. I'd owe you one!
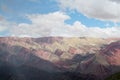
[0,59,98,80]
[1,56,120,80]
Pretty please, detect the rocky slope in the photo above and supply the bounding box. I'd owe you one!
[0,37,120,80]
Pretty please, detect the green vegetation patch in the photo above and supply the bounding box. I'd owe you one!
[105,72,120,80]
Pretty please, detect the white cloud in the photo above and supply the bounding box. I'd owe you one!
[10,12,70,37]
[7,11,120,38]
[58,0,120,22]
[0,19,10,32]
[0,11,119,38]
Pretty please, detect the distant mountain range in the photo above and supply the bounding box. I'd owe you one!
[0,37,120,80]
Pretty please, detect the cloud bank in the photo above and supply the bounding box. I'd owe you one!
[58,0,120,22]
[1,12,120,38]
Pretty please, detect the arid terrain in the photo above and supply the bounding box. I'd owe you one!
[0,37,120,80]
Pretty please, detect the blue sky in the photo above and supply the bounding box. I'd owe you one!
[0,0,115,27]
[0,0,59,23]
[0,0,120,37]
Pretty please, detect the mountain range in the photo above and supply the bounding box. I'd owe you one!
[0,37,120,80]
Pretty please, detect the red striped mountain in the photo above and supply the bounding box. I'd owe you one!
[0,37,120,80]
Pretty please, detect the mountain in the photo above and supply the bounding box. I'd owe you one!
[0,37,120,80]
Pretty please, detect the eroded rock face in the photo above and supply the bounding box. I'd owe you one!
[33,50,51,60]
[106,49,120,66]
[33,37,63,44]
[100,41,120,65]
[54,49,64,56]
[77,41,120,78]
[68,47,77,54]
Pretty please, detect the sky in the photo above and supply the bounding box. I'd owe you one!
[0,0,120,38]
